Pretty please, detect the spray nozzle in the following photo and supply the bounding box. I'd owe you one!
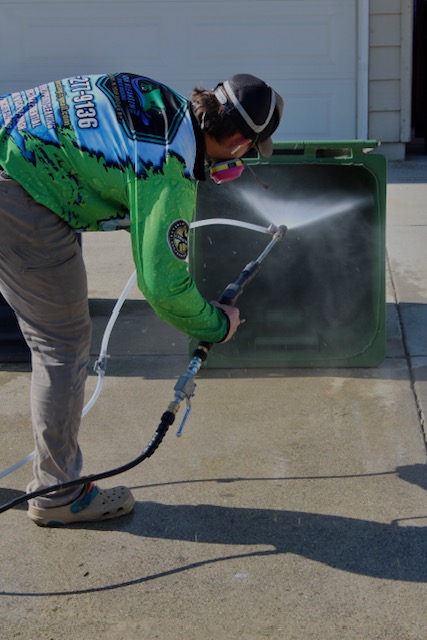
[266,224,287,239]
[266,223,278,235]
[275,224,288,239]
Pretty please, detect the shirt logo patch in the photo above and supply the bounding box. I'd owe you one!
[168,219,189,260]
[97,73,188,145]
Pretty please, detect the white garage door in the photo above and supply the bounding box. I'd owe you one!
[0,0,361,140]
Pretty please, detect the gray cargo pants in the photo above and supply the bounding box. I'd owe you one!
[0,172,92,507]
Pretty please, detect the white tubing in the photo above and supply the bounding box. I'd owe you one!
[82,270,137,416]
[0,271,138,480]
[190,218,271,235]
[0,453,35,480]
[1,218,270,480]
[98,270,137,358]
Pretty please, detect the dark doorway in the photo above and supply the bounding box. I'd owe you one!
[412,0,427,152]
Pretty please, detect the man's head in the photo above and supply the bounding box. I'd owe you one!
[213,74,283,158]
[191,73,284,160]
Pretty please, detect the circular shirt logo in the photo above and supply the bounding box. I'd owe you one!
[168,219,189,260]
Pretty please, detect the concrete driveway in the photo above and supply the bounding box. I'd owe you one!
[1,155,426,640]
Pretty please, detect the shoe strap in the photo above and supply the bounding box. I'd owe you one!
[70,483,99,513]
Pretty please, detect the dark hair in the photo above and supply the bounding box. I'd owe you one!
[190,86,240,142]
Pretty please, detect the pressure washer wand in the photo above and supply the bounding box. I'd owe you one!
[214,224,288,307]
[0,224,287,515]
[174,224,287,436]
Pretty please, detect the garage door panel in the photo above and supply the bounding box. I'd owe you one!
[0,0,359,140]
[283,80,357,139]
[0,7,172,91]
[189,6,355,80]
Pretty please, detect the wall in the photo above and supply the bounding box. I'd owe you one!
[369,0,414,159]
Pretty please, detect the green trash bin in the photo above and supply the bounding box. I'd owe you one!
[189,140,387,368]
[0,293,30,362]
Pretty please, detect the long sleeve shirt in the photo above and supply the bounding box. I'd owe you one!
[0,72,228,342]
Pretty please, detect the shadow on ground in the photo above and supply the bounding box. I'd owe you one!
[1,465,426,597]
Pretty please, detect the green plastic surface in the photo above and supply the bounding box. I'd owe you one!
[190,141,387,368]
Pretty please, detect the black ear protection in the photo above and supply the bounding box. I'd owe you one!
[203,80,276,184]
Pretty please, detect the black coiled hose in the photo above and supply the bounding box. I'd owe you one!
[0,225,287,515]
[0,410,175,514]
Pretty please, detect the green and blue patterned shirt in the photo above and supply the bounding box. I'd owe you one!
[0,73,227,342]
